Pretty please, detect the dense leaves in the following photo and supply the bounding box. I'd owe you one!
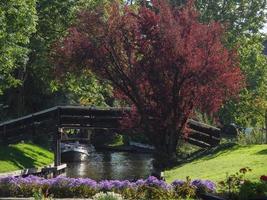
[219,35,267,127]
[53,70,113,106]
[53,0,243,160]
[0,0,113,118]
[170,0,267,43]
[0,0,37,94]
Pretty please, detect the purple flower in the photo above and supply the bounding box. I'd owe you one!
[0,175,216,194]
[191,179,216,192]
[134,179,145,186]
[144,176,171,190]
[171,180,185,187]
[99,180,113,190]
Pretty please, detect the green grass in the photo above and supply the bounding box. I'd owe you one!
[107,135,124,147]
[165,144,267,183]
[0,143,53,173]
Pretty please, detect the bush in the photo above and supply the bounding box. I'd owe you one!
[237,129,266,145]
[239,181,267,200]
[217,167,267,200]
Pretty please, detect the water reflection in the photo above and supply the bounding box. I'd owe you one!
[66,151,154,180]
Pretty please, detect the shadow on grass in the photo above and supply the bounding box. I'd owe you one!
[255,149,267,155]
[23,146,51,159]
[0,145,36,170]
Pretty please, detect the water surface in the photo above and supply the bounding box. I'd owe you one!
[65,151,154,180]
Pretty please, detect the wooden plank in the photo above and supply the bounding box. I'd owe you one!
[186,138,211,148]
[60,106,128,117]
[41,163,67,173]
[60,124,120,129]
[188,130,220,145]
[0,107,57,128]
[0,119,53,137]
[187,119,221,138]
[188,136,220,147]
[60,116,120,126]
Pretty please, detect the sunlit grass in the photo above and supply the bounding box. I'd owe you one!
[0,143,53,173]
[165,144,267,183]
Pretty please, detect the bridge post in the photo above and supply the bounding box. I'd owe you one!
[54,128,61,167]
[3,125,7,144]
[53,107,62,177]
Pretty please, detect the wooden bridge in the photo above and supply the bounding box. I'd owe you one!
[0,106,221,167]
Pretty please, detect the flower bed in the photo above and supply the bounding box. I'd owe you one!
[0,175,215,199]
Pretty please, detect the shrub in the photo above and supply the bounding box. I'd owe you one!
[172,177,196,199]
[238,180,267,200]
[237,129,266,145]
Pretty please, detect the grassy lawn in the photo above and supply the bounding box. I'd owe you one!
[0,143,53,173]
[165,144,267,183]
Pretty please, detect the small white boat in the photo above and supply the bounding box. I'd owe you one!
[61,142,95,162]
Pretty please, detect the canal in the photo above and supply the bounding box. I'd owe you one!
[65,151,154,180]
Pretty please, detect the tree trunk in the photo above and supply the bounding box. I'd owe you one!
[153,130,179,169]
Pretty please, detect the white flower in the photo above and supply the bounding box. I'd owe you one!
[92,191,124,200]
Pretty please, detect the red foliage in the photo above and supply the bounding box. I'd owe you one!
[260,175,267,182]
[53,0,243,155]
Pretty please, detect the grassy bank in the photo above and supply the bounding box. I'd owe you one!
[165,144,267,183]
[0,143,53,173]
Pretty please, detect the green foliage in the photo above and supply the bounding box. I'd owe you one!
[1,0,114,118]
[0,0,78,117]
[173,177,196,199]
[170,0,266,42]
[218,167,267,200]
[26,0,78,84]
[237,129,266,145]
[107,134,124,147]
[33,188,53,200]
[219,35,267,127]
[53,70,113,107]
[239,181,267,200]
[135,185,174,200]
[0,0,37,94]
[49,185,98,198]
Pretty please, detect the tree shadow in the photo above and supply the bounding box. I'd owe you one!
[23,146,51,160]
[255,149,267,155]
[0,145,36,170]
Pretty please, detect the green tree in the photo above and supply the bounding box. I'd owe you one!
[170,0,266,43]
[1,0,112,118]
[52,70,113,107]
[219,35,267,127]
[0,0,37,94]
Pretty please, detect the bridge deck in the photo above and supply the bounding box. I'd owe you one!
[0,105,221,166]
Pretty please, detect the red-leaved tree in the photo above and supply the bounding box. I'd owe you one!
[53,0,243,164]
